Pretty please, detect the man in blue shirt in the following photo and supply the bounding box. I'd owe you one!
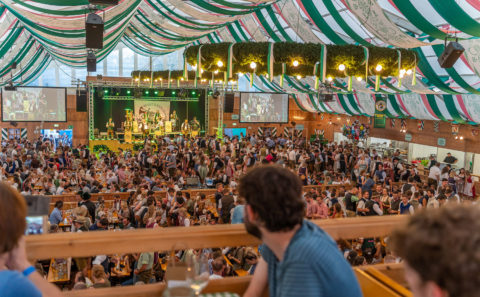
[240,166,362,297]
[49,201,63,225]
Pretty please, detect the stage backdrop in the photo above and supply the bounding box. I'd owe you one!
[134,100,170,120]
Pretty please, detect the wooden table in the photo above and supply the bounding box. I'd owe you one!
[59,222,72,232]
[47,257,72,283]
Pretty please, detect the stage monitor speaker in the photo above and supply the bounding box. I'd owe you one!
[88,0,118,5]
[76,90,87,112]
[87,52,96,72]
[438,41,464,68]
[86,13,104,49]
[224,92,234,113]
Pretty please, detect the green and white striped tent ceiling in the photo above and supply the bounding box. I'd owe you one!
[2,0,480,123]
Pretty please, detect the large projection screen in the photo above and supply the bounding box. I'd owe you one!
[240,93,289,123]
[2,87,67,122]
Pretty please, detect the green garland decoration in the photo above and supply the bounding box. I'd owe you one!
[131,70,238,82]
[181,42,418,78]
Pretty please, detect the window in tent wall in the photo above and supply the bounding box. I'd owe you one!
[95,58,104,76]
[40,65,56,87]
[122,46,135,77]
[58,64,72,86]
[75,67,87,82]
[137,54,150,71]
[152,55,164,71]
[107,48,119,77]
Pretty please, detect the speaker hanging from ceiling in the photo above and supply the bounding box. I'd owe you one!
[88,0,118,5]
[438,38,465,68]
[86,13,104,49]
[87,51,96,72]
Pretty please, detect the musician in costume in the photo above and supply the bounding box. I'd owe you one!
[140,119,149,137]
[190,116,200,137]
[106,118,115,139]
[170,110,179,131]
[181,119,191,136]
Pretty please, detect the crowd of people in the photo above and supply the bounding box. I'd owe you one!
[0,133,477,293]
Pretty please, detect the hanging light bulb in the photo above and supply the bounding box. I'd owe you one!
[400,69,406,75]
[238,72,243,77]
[406,69,413,75]
[192,65,197,70]
[356,77,362,81]
[214,70,219,74]
[217,60,224,67]
[200,69,204,74]
[296,75,302,79]
[250,62,257,69]
[180,77,184,81]
[375,64,383,72]
[338,64,346,71]
[327,76,333,81]
[292,60,299,67]
[460,136,464,140]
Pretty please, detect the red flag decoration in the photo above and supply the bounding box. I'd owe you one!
[417,120,424,131]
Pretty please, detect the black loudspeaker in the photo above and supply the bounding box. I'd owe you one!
[438,41,464,68]
[224,93,234,113]
[87,52,96,72]
[88,0,118,5]
[11,62,16,69]
[76,90,87,112]
[86,13,104,49]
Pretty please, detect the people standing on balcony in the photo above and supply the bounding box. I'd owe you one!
[240,166,362,297]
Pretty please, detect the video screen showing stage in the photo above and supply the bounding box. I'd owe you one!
[2,87,66,122]
[240,93,289,123]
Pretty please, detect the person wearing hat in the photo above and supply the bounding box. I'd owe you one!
[73,206,91,229]
[73,216,88,232]
[443,152,457,165]
[79,192,95,220]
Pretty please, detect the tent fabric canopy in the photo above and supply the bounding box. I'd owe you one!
[1,0,480,123]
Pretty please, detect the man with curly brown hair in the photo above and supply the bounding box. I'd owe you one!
[391,205,480,297]
[240,165,361,297]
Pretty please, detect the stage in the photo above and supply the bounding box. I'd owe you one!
[88,85,208,143]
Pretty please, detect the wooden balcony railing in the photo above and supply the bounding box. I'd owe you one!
[26,216,410,297]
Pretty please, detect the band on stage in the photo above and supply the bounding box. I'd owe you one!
[105,109,200,140]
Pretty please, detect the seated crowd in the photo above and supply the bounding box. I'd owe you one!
[0,134,478,292]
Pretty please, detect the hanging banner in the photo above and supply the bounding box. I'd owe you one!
[433,121,440,132]
[374,114,386,128]
[460,39,480,77]
[417,120,424,131]
[345,0,430,48]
